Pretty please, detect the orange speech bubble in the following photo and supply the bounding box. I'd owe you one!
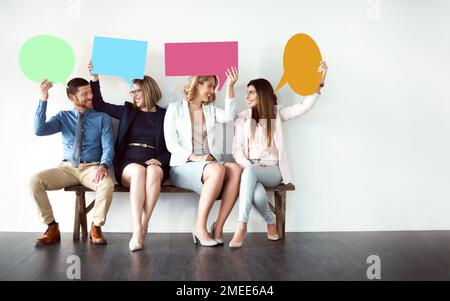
[275,33,322,96]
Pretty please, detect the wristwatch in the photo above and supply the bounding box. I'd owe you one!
[100,163,108,169]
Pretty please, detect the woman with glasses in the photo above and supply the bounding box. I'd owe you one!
[229,61,328,248]
[164,68,242,247]
[88,62,170,251]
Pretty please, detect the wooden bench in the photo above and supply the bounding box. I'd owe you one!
[64,183,295,241]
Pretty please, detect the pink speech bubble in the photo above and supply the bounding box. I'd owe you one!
[165,41,238,91]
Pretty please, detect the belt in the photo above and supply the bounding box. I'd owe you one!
[249,159,278,166]
[63,160,97,164]
[128,143,155,149]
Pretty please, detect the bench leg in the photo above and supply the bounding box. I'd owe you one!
[73,191,81,240]
[274,191,286,240]
[73,190,88,241]
[79,191,88,239]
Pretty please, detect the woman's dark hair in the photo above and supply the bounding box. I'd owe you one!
[132,75,162,110]
[247,78,278,148]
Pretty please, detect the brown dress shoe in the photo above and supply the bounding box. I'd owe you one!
[90,223,107,244]
[36,223,61,245]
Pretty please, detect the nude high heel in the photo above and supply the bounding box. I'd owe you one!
[228,240,243,248]
[267,233,279,241]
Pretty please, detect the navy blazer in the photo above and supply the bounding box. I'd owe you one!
[90,80,171,183]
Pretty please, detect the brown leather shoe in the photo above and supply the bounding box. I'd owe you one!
[36,223,61,245]
[90,223,107,244]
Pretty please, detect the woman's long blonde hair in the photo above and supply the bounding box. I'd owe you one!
[183,75,218,104]
[248,78,278,149]
[132,76,162,110]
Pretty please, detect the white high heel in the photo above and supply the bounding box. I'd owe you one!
[129,239,143,252]
[192,227,218,247]
[210,221,224,245]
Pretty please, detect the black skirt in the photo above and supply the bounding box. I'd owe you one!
[118,146,169,183]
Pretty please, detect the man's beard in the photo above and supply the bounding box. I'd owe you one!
[78,99,92,109]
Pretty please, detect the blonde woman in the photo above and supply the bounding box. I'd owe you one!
[164,68,242,247]
[230,61,328,248]
[89,62,171,252]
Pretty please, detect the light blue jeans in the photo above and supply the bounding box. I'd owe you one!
[238,165,282,224]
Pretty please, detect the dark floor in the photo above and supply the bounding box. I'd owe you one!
[1,231,450,281]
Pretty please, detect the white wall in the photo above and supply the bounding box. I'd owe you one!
[1,0,450,233]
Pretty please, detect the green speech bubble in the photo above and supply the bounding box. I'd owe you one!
[19,35,75,84]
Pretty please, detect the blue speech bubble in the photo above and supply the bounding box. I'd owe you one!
[91,36,148,85]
